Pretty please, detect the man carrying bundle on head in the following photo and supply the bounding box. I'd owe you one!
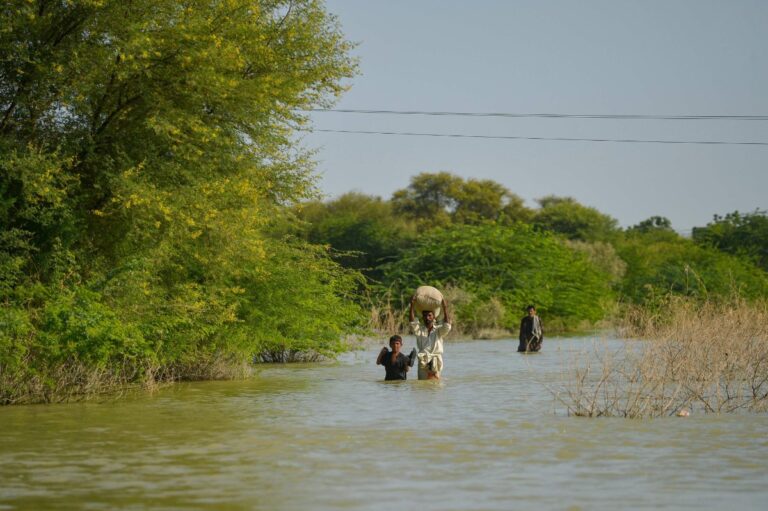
[409,286,452,380]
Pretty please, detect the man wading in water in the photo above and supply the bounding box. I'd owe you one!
[409,295,452,380]
[518,305,543,352]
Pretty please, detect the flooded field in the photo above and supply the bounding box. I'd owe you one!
[1,337,767,510]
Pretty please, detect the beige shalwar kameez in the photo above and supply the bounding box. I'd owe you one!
[409,320,451,380]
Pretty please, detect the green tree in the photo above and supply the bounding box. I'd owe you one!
[563,240,627,284]
[629,216,673,233]
[692,210,768,271]
[533,196,620,242]
[391,172,532,228]
[390,172,462,227]
[381,223,614,329]
[616,237,768,304]
[295,192,417,282]
[0,0,360,402]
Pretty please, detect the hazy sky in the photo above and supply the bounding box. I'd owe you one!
[302,0,768,232]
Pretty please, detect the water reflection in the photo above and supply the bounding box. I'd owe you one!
[1,338,767,510]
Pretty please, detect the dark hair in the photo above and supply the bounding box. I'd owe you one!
[389,335,403,344]
[526,305,536,311]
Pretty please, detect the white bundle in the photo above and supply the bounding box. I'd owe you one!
[413,285,443,320]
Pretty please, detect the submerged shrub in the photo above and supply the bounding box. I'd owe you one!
[557,298,768,418]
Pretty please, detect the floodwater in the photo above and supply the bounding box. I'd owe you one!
[1,337,767,511]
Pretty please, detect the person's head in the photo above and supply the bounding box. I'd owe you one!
[526,305,536,316]
[421,310,435,328]
[389,334,403,353]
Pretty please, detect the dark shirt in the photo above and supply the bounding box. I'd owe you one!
[381,351,409,381]
[519,315,543,341]
[518,315,544,352]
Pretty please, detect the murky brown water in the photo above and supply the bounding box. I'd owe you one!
[1,337,767,510]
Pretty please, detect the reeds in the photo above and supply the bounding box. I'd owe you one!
[367,301,407,334]
[0,356,146,405]
[0,352,253,405]
[557,297,768,417]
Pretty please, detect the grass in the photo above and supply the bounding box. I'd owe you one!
[556,297,768,418]
[0,353,254,405]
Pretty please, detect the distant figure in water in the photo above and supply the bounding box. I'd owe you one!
[518,305,543,352]
[409,295,452,380]
[376,335,417,381]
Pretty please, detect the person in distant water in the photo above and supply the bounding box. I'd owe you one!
[409,295,452,380]
[518,305,543,352]
[376,335,417,381]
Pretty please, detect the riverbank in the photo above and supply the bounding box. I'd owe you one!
[3,298,767,408]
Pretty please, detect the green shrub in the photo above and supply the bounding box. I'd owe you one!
[380,223,614,330]
[616,237,768,304]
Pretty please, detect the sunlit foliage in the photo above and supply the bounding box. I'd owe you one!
[616,236,768,305]
[1,0,361,402]
[391,172,533,228]
[693,210,768,271]
[380,223,614,329]
[533,195,620,242]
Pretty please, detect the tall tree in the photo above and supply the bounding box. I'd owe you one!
[1,0,360,401]
[391,172,532,228]
[533,195,620,242]
[295,192,417,281]
[391,172,463,227]
[629,216,674,233]
[692,210,768,271]
[2,0,356,260]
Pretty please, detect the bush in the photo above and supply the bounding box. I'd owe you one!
[379,223,614,331]
[616,236,768,305]
[558,298,768,417]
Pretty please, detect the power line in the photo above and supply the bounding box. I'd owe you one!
[311,128,768,146]
[312,108,768,121]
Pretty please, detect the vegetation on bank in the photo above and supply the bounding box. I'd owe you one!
[295,175,768,335]
[1,0,362,404]
[2,2,767,406]
[377,223,613,337]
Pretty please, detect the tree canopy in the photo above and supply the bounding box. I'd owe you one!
[391,172,532,228]
[295,192,417,281]
[1,0,362,403]
[616,236,768,304]
[693,210,768,271]
[533,195,620,242]
[380,223,614,328]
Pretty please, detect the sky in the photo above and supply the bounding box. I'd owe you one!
[302,0,768,232]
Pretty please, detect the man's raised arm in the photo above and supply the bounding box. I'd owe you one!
[409,295,418,333]
[441,298,451,325]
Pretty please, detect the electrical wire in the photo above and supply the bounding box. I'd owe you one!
[311,108,768,121]
[310,128,768,146]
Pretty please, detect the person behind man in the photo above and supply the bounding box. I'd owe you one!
[376,335,417,381]
[409,295,452,380]
[518,305,543,352]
